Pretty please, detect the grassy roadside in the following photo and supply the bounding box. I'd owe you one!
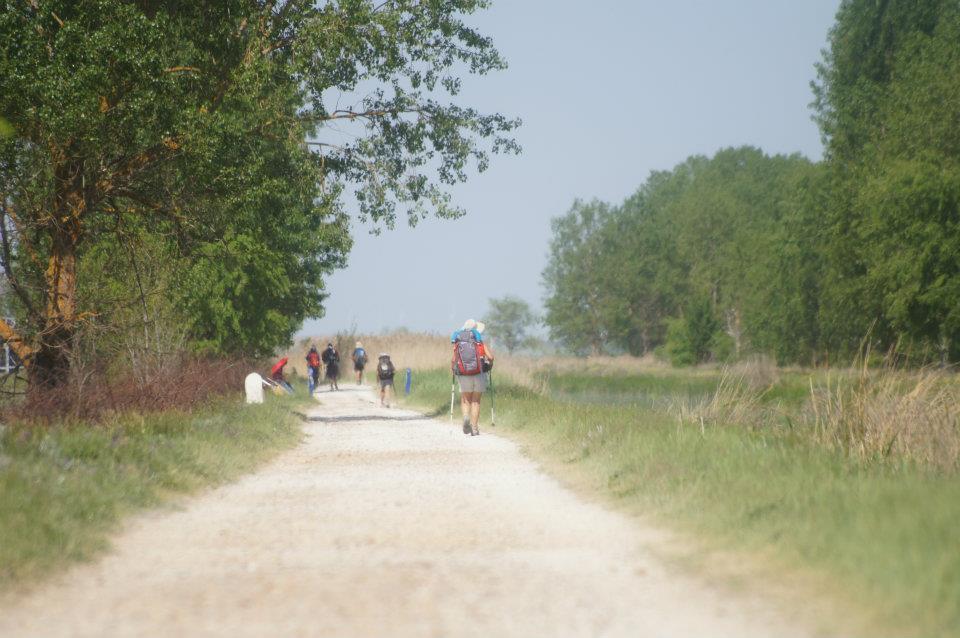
[0,385,309,591]
[401,367,960,638]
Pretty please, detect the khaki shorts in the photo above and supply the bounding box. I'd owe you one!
[457,373,487,393]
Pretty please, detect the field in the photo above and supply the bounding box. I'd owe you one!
[399,349,960,638]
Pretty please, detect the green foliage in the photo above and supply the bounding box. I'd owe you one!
[543,3,960,365]
[541,200,615,354]
[0,1,518,375]
[661,297,729,366]
[484,295,538,353]
[814,1,960,362]
[542,148,815,362]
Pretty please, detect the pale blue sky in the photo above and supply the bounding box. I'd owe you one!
[299,0,841,337]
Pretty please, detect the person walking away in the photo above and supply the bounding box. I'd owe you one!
[451,319,494,436]
[321,342,340,391]
[305,345,321,395]
[377,353,396,407]
[352,341,368,385]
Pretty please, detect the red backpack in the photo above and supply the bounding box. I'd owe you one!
[452,330,482,376]
[307,351,320,367]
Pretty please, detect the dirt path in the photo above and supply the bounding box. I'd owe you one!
[0,385,823,637]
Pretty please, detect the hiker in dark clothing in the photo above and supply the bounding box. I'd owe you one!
[352,341,368,385]
[321,342,340,391]
[376,353,395,407]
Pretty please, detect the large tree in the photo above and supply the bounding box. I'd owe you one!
[542,200,614,355]
[814,0,960,361]
[484,295,537,353]
[0,1,518,388]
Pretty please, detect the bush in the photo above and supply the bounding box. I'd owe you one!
[662,298,729,366]
[4,357,260,424]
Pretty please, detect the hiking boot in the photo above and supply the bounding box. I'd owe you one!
[462,418,471,435]
[471,428,479,436]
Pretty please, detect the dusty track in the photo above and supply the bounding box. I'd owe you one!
[0,385,820,637]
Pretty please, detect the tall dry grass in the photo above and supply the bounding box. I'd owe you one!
[809,364,960,472]
[290,331,451,377]
[677,361,960,472]
[673,370,770,431]
[290,332,672,389]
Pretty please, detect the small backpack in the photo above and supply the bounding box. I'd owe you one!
[307,351,320,368]
[377,355,395,380]
[452,330,482,376]
[355,348,368,366]
[478,342,493,372]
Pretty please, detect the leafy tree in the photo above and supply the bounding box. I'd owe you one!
[0,1,518,388]
[542,200,614,354]
[542,147,814,362]
[484,295,538,353]
[814,0,960,361]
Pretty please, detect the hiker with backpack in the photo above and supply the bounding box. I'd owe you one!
[352,341,368,385]
[305,345,321,395]
[376,353,396,407]
[321,342,340,391]
[451,319,494,436]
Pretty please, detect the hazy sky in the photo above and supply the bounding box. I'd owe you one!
[299,0,841,338]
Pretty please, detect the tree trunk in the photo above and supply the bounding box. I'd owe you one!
[25,160,84,390]
[27,327,72,389]
[726,307,742,359]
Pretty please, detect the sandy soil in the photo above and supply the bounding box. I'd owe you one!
[0,385,826,637]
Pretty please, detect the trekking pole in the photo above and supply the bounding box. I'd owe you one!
[449,374,456,421]
[489,371,496,426]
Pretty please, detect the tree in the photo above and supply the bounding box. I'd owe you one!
[541,200,614,354]
[814,0,960,361]
[485,295,537,353]
[0,1,519,388]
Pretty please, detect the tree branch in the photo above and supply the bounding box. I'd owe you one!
[0,317,33,365]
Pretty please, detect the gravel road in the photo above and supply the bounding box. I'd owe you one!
[0,385,823,637]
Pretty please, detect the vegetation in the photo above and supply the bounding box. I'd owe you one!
[402,363,960,637]
[543,1,960,365]
[0,1,518,390]
[0,387,305,589]
[484,295,539,353]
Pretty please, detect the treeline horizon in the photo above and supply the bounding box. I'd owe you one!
[543,0,960,366]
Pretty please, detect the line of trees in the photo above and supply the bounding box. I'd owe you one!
[543,0,960,366]
[0,1,518,390]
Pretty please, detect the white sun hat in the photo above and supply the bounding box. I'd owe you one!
[462,319,477,330]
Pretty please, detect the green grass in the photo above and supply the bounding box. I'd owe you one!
[0,385,308,589]
[402,368,960,638]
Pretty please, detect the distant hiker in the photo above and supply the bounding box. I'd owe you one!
[377,353,396,407]
[352,341,368,385]
[305,345,321,395]
[451,319,494,436]
[321,342,340,391]
[270,357,294,394]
